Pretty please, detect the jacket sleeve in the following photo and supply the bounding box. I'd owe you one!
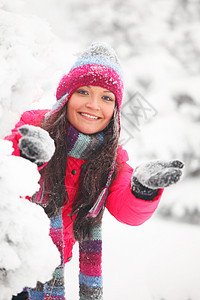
[105,147,164,226]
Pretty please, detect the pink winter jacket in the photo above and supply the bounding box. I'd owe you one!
[5,109,163,263]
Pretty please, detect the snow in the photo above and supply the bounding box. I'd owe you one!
[0,0,200,299]
[66,212,200,300]
[0,140,60,299]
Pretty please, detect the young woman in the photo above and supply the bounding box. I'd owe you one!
[7,42,184,300]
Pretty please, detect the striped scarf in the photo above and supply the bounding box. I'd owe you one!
[67,125,114,299]
[28,218,102,300]
[79,226,103,300]
[28,125,116,299]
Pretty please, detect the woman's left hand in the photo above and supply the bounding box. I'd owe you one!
[132,159,184,190]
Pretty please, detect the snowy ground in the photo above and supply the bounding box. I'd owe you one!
[66,211,200,300]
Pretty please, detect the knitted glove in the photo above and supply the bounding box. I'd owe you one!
[18,125,55,165]
[131,160,184,200]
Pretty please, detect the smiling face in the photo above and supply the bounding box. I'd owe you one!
[67,85,116,134]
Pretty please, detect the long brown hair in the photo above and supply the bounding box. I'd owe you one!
[39,104,120,241]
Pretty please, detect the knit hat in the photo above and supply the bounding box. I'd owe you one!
[51,42,124,120]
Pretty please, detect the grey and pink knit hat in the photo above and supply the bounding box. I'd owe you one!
[51,42,124,119]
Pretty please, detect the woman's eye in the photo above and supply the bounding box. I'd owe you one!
[77,90,88,95]
[102,96,113,101]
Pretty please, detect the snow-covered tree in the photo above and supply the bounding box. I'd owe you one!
[0,2,72,297]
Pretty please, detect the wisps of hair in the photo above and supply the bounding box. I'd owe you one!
[39,105,69,217]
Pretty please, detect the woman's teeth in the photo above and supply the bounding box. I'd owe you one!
[80,113,98,119]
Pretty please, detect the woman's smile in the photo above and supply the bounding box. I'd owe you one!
[78,112,101,120]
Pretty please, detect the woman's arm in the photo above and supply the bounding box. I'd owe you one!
[106,146,183,226]
[106,160,163,226]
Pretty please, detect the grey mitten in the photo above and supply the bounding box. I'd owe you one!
[18,125,55,165]
[131,160,184,200]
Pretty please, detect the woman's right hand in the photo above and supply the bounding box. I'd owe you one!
[18,125,55,165]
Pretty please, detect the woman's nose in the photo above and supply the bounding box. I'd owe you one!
[85,95,100,110]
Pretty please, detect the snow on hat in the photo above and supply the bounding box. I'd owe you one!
[51,42,124,115]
